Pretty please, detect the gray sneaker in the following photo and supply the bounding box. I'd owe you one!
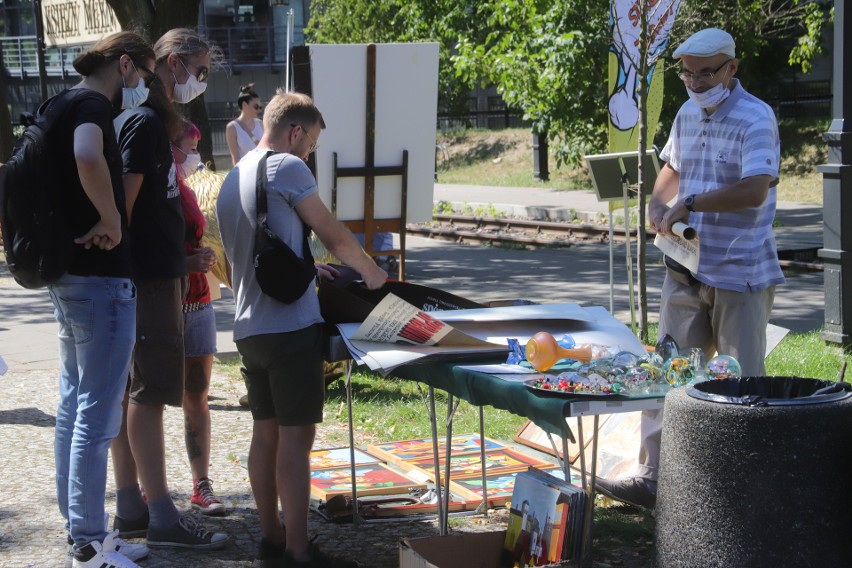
[595,476,657,510]
[147,513,230,550]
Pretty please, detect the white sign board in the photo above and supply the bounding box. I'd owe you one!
[308,43,439,223]
[42,0,121,47]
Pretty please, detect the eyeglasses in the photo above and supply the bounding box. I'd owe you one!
[180,58,209,83]
[130,59,157,84]
[291,123,319,153]
[678,59,731,83]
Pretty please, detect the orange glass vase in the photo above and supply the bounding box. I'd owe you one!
[525,332,593,371]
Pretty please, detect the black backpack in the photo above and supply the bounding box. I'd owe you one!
[0,90,95,289]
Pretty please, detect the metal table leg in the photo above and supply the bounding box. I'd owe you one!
[427,386,446,534]
[344,359,362,525]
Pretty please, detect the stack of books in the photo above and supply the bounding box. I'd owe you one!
[503,467,587,566]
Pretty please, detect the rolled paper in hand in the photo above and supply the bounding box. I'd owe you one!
[672,222,696,240]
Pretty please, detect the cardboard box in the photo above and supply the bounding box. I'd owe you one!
[399,531,506,568]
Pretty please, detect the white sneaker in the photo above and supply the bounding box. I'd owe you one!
[103,529,149,561]
[71,539,140,568]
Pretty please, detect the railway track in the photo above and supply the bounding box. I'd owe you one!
[407,213,824,272]
[0,215,823,272]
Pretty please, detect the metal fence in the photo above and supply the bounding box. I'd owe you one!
[1,36,86,78]
[764,79,832,120]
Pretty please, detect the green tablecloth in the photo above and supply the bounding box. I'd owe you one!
[390,359,660,440]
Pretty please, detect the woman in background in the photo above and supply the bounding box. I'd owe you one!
[225,83,263,166]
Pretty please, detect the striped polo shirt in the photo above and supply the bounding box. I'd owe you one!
[660,79,785,292]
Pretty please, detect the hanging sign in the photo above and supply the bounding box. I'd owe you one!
[607,0,683,152]
[41,0,121,47]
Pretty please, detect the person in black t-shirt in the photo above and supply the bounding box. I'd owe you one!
[48,31,155,568]
[110,27,230,552]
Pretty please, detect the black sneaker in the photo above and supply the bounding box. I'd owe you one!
[251,537,286,568]
[147,512,230,550]
[113,509,149,539]
[283,539,361,568]
[595,476,657,510]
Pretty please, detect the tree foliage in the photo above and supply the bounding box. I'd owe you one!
[307,0,479,117]
[305,0,831,167]
[453,0,610,167]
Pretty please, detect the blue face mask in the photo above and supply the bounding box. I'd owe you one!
[121,77,149,110]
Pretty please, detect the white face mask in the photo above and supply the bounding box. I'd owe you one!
[121,77,149,110]
[172,60,207,104]
[686,81,730,109]
[173,144,202,179]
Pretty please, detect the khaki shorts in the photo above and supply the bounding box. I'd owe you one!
[129,278,185,406]
[237,324,325,426]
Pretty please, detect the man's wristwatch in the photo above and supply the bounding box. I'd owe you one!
[684,195,696,212]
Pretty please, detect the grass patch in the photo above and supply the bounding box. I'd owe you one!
[436,128,593,190]
[765,329,852,380]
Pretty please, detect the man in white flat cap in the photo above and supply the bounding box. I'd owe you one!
[596,28,784,510]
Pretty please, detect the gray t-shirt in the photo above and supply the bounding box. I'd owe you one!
[217,148,323,341]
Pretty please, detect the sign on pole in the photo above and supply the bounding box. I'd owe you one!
[41,0,121,47]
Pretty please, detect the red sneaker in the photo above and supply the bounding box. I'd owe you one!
[190,478,226,516]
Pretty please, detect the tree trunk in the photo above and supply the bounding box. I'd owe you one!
[636,0,650,343]
[106,0,156,40]
[0,49,16,161]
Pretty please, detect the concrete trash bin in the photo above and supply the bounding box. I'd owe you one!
[655,376,852,567]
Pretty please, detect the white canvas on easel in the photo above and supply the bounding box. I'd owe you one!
[306,43,439,224]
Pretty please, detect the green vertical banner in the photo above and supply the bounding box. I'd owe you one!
[607,0,683,154]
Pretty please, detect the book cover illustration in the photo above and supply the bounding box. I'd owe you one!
[528,468,587,562]
[310,447,380,470]
[406,448,553,480]
[309,463,426,500]
[367,433,505,468]
[504,469,569,566]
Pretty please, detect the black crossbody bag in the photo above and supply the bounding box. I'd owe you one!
[253,151,317,303]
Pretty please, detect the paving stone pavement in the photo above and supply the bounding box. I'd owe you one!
[0,365,508,568]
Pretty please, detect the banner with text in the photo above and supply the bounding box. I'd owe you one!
[42,0,121,47]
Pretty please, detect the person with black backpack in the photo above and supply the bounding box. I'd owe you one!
[35,31,155,568]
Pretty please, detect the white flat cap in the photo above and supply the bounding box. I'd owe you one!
[673,28,736,59]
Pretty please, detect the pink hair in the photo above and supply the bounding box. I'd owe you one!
[176,119,202,142]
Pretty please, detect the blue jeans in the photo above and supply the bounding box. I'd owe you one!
[48,274,136,547]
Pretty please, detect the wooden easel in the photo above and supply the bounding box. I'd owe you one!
[293,44,409,281]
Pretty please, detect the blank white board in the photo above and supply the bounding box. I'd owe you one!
[308,43,439,223]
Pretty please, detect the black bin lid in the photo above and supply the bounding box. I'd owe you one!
[687,376,852,406]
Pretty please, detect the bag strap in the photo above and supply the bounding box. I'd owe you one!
[36,88,103,131]
[254,150,274,225]
[254,150,315,263]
